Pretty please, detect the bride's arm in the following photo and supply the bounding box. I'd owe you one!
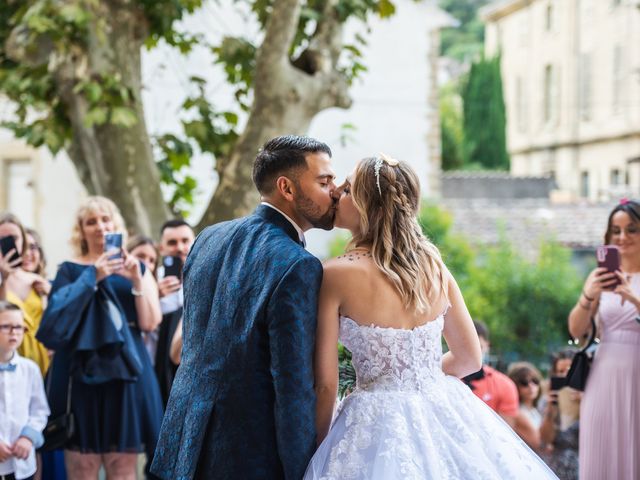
[314,264,341,445]
[441,271,482,378]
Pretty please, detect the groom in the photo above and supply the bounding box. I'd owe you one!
[151,135,337,480]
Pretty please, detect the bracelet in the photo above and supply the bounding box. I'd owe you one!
[582,289,594,302]
[131,287,144,297]
[578,300,591,310]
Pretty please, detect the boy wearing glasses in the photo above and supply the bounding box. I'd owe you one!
[0,301,49,480]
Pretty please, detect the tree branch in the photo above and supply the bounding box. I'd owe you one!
[255,0,302,80]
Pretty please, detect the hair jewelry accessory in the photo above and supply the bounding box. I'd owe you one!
[374,153,400,195]
[620,197,630,205]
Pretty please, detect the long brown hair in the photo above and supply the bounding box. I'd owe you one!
[25,228,47,276]
[604,199,640,244]
[349,156,447,313]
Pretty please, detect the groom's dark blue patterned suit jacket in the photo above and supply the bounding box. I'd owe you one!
[151,204,322,480]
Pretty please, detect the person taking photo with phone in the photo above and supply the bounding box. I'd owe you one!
[568,198,640,480]
[539,348,580,480]
[0,214,51,377]
[36,196,163,480]
[154,219,194,405]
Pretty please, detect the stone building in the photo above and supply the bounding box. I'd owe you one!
[481,0,640,202]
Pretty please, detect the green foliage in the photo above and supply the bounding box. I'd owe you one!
[328,233,350,258]
[211,37,256,111]
[439,82,464,171]
[462,55,509,170]
[0,0,202,193]
[335,202,581,391]
[0,0,395,216]
[180,76,240,160]
[158,0,394,210]
[465,240,582,363]
[338,343,356,398]
[154,134,197,217]
[438,0,491,62]
[418,202,582,364]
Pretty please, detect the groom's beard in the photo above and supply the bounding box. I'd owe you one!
[295,193,337,231]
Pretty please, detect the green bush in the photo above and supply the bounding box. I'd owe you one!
[332,201,582,394]
[418,202,583,364]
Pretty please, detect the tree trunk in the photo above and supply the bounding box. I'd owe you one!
[197,0,351,230]
[55,1,170,236]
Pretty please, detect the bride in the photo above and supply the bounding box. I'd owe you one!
[304,155,557,479]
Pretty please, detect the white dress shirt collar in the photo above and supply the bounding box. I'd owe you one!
[261,202,306,247]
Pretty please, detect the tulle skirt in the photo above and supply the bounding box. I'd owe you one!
[305,375,557,480]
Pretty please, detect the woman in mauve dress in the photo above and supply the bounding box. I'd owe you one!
[568,199,640,480]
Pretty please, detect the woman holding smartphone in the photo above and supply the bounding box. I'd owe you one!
[568,198,640,480]
[38,196,163,480]
[0,213,51,376]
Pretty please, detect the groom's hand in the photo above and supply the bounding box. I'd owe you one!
[159,275,181,297]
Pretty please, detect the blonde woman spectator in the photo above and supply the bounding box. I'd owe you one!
[37,196,163,480]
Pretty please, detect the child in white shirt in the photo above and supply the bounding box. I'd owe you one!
[0,301,50,480]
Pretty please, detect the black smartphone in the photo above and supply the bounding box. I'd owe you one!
[104,233,123,260]
[0,235,22,266]
[550,376,566,391]
[596,245,621,289]
[162,255,183,279]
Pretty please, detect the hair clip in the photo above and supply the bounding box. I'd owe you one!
[374,153,399,195]
[374,158,384,195]
[620,197,630,205]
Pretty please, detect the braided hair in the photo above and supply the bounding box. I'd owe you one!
[349,156,447,313]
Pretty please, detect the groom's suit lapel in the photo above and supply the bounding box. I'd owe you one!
[255,204,303,246]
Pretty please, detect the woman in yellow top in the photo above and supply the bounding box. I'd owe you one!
[0,213,51,375]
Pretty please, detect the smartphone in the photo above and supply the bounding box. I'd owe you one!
[596,245,621,289]
[550,376,566,391]
[0,235,22,266]
[162,255,183,279]
[104,233,123,260]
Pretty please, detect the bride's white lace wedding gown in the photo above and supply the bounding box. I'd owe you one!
[304,314,558,479]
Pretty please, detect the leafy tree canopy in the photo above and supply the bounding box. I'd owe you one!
[0,0,395,223]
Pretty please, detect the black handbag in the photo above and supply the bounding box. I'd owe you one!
[42,376,74,451]
[566,315,599,391]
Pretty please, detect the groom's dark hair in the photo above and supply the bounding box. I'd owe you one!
[253,135,332,195]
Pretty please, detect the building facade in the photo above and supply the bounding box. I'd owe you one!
[481,0,640,202]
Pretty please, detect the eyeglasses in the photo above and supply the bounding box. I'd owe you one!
[0,324,26,334]
[517,378,540,387]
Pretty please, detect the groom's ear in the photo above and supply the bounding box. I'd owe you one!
[275,175,296,202]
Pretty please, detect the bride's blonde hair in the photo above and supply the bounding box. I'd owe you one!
[349,156,447,312]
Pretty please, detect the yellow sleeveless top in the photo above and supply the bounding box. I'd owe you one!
[7,289,50,376]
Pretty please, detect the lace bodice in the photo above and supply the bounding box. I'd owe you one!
[305,314,559,479]
[339,315,445,393]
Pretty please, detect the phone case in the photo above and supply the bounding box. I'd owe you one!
[0,235,22,266]
[163,256,183,278]
[104,233,123,259]
[596,245,621,288]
